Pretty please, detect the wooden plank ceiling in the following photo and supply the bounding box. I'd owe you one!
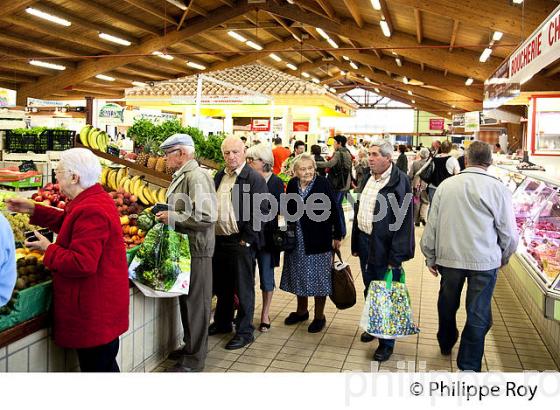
[0,0,558,118]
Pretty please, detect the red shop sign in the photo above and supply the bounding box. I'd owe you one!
[429,118,444,130]
[293,121,310,132]
[250,119,270,132]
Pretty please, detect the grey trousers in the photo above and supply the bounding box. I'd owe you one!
[178,256,212,369]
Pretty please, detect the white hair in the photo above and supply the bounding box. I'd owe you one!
[370,139,394,158]
[419,147,430,159]
[177,144,195,156]
[59,148,102,189]
[292,153,316,171]
[246,143,274,172]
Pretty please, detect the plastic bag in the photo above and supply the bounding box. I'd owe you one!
[128,223,191,297]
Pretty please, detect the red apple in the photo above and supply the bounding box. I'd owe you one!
[42,199,51,206]
[34,195,43,202]
[57,201,66,209]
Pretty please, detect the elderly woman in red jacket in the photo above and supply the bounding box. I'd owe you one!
[7,148,129,372]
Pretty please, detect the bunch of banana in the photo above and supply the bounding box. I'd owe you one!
[78,124,109,153]
[102,167,128,191]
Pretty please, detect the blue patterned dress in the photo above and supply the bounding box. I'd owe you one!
[280,177,333,297]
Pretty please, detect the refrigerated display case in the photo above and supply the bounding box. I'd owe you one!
[494,165,560,320]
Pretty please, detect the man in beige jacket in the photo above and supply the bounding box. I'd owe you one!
[155,133,217,372]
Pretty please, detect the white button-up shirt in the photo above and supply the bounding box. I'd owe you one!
[357,165,392,235]
[215,163,245,236]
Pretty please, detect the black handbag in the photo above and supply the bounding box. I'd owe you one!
[271,223,296,252]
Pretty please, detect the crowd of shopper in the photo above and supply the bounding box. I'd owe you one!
[0,133,517,374]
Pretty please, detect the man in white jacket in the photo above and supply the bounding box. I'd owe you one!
[420,141,518,372]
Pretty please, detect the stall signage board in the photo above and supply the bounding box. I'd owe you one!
[171,95,269,105]
[429,118,444,130]
[0,88,16,107]
[484,60,521,109]
[293,121,309,132]
[464,111,480,132]
[99,103,124,122]
[508,4,560,85]
[452,113,465,127]
[251,119,270,132]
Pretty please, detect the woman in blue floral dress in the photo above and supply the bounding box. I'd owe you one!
[280,154,342,333]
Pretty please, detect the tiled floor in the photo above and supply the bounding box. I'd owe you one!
[154,225,560,373]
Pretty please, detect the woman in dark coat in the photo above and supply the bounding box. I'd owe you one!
[280,153,342,333]
[396,144,409,174]
[246,144,284,332]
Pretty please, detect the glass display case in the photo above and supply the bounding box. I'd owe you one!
[510,173,560,292]
[489,165,526,193]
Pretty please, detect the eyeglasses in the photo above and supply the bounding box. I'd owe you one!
[164,149,181,157]
[246,157,262,163]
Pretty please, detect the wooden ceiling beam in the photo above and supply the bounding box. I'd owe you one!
[0,33,80,57]
[70,0,161,36]
[207,37,300,73]
[0,60,55,76]
[174,42,227,62]
[1,16,118,53]
[0,0,38,19]
[32,1,138,45]
[379,0,394,34]
[385,0,555,38]
[16,2,253,104]
[197,33,241,53]
[263,1,498,80]
[121,0,178,26]
[243,14,284,42]
[121,64,177,80]
[0,72,36,83]
[269,14,303,42]
[314,0,336,19]
[304,40,482,101]
[342,0,364,28]
[298,0,337,21]
[449,20,459,52]
[414,8,422,44]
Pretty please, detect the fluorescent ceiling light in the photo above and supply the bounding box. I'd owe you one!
[166,0,188,10]
[99,32,131,46]
[403,77,409,84]
[26,7,71,26]
[342,56,350,61]
[349,61,358,70]
[286,63,297,71]
[411,100,415,104]
[187,61,206,70]
[465,77,474,86]
[29,60,66,71]
[492,31,503,41]
[327,38,339,49]
[312,77,320,84]
[316,28,329,40]
[395,58,402,67]
[228,31,247,42]
[371,0,382,10]
[341,70,347,75]
[329,87,336,93]
[270,53,282,62]
[452,105,456,108]
[380,20,391,37]
[374,87,380,93]
[96,74,115,82]
[479,48,492,62]
[152,51,174,61]
[512,0,523,4]
[246,41,263,50]
[408,90,413,95]
[132,81,147,87]
[364,77,371,82]
[302,72,310,78]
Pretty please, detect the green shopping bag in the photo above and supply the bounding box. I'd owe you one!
[359,268,420,339]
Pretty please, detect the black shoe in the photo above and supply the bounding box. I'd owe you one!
[440,347,452,356]
[166,363,204,372]
[208,323,233,336]
[225,335,254,350]
[421,219,427,226]
[284,311,309,325]
[373,344,394,362]
[307,317,326,333]
[167,347,187,361]
[439,329,459,356]
[415,222,420,227]
[360,332,376,343]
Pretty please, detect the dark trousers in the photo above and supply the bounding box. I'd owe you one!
[179,256,212,369]
[437,266,498,372]
[76,338,120,372]
[213,235,256,341]
[355,229,400,349]
[334,190,347,237]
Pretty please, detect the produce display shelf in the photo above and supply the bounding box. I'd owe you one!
[0,313,49,349]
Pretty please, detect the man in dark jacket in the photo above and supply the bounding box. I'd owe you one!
[351,139,415,362]
[211,136,268,350]
[316,135,353,237]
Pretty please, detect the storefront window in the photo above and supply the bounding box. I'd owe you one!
[533,97,560,153]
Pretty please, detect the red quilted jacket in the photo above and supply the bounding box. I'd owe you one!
[31,184,129,348]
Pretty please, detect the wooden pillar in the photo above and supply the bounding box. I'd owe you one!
[85,96,94,125]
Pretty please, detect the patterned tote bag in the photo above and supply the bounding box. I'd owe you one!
[360,268,420,339]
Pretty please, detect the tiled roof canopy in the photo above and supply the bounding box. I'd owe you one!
[126,64,332,97]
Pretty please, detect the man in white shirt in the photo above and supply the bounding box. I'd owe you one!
[420,141,518,372]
